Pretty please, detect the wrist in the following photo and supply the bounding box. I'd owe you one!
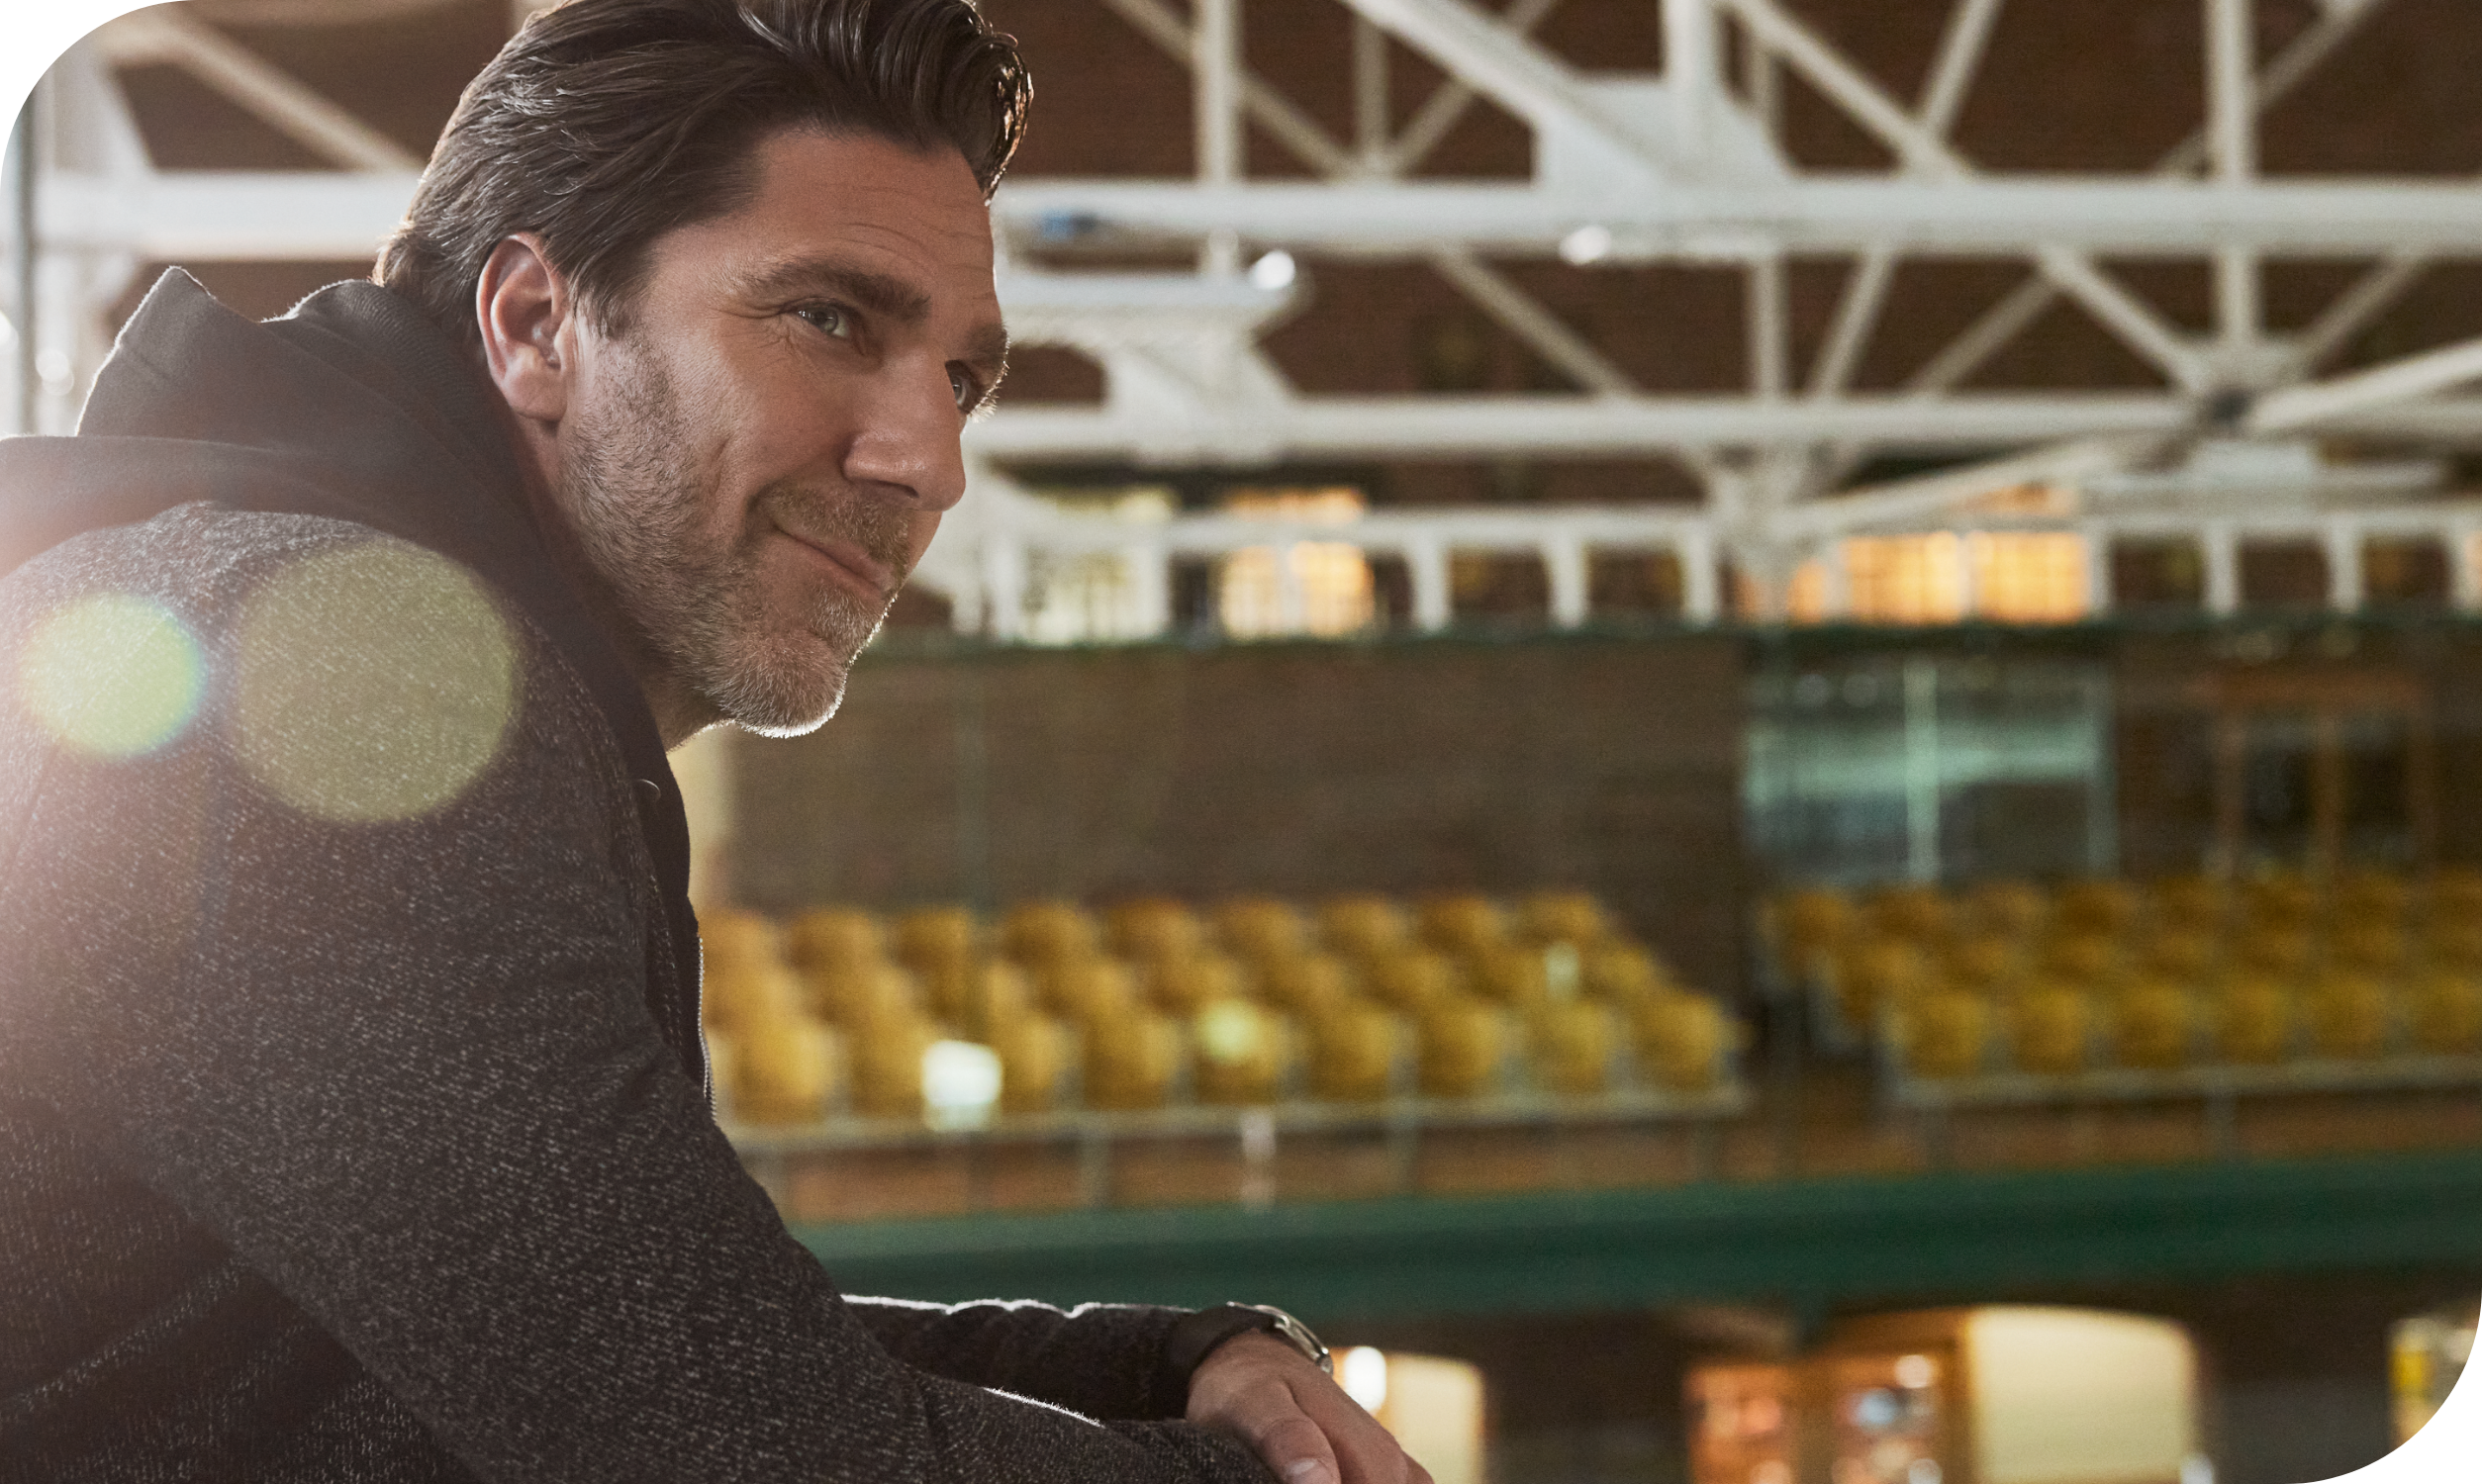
[1157,1302,1333,1412]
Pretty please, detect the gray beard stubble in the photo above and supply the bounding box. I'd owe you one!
[560,339,909,736]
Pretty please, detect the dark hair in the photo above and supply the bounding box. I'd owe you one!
[376,0,1028,354]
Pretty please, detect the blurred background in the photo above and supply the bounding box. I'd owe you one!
[11,1,2482,1480]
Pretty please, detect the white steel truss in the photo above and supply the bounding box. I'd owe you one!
[10,0,2482,636]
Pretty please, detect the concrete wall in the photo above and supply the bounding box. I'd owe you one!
[727,636,1750,995]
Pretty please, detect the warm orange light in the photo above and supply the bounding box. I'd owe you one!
[1218,488,1376,637]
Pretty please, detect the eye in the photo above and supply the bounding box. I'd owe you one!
[949,366,982,415]
[794,303,852,339]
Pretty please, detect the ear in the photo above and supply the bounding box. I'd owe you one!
[475,233,574,425]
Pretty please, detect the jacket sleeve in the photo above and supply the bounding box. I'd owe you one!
[847,1299,1195,1421]
[0,514,1270,1484]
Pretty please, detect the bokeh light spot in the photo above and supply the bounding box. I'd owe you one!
[235,542,517,823]
[20,594,206,758]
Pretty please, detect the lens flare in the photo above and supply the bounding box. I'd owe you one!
[20,594,206,758]
[234,542,517,823]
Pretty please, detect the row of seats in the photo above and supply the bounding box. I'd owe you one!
[702,891,1745,1124]
[1763,874,2482,1079]
[1890,967,2482,1079]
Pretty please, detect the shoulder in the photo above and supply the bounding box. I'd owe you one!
[0,504,622,820]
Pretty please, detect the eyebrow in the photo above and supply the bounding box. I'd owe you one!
[736,255,1010,384]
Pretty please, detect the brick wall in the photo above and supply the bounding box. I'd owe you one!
[727,635,1751,995]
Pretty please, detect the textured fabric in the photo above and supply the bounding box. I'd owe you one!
[0,273,1269,1483]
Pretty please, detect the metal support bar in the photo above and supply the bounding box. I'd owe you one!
[2324,519,2363,612]
[2208,0,2259,348]
[1749,252,1786,400]
[1545,534,1588,627]
[1432,247,1635,397]
[2251,333,2482,432]
[1405,537,1451,630]
[1384,0,1564,174]
[1663,0,1720,164]
[2203,522,2240,615]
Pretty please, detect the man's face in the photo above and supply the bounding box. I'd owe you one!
[554,128,1004,738]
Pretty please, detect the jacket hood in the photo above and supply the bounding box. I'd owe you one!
[0,268,705,1082]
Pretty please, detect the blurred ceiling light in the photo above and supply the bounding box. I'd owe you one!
[920,1040,1002,1131]
[1559,225,1613,265]
[1339,1347,1389,1414]
[1247,250,1297,292]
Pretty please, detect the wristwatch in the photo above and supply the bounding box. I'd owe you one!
[1163,1301,1335,1379]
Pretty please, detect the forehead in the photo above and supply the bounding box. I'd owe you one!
[647,127,998,308]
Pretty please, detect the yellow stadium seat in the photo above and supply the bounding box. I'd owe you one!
[1527,998,1616,1095]
[1863,883,1950,942]
[704,958,806,1041]
[1214,896,1312,963]
[2148,874,2229,931]
[2303,971,2392,1060]
[1147,952,1253,1015]
[2007,979,2091,1076]
[2037,932,2122,987]
[1470,943,1555,1010]
[1105,897,1207,964]
[1365,948,1467,1014]
[1304,999,1400,1103]
[1037,959,1143,1024]
[850,1009,941,1119]
[1830,937,1933,1028]
[1583,942,1672,1003]
[1193,998,1290,1105]
[2241,872,2320,926]
[892,906,978,1027]
[2330,923,2410,975]
[1774,887,1859,976]
[2405,969,2482,1056]
[1415,996,1505,1097]
[1940,935,2026,997]
[993,1010,1075,1114]
[1520,890,1613,947]
[1419,893,1510,958]
[1082,1007,1185,1110]
[807,961,923,1031]
[2233,924,2316,978]
[1902,988,1991,1080]
[2428,917,2482,969]
[2054,879,2141,936]
[2210,974,2293,1065]
[1000,899,1101,967]
[733,1012,846,1124]
[1257,952,1363,1019]
[1317,893,1414,961]
[785,906,887,981]
[2110,978,2196,1070]
[2334,869,2412,922]
[2432,868,2482,918]
[1962,881,2050,940]
[701,908,786,978]
[1629,990,1732,1094]
[2137,930,2220,985]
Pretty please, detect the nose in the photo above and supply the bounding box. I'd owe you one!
[841,354,969,513]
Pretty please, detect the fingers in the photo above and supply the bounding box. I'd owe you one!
[1188,1332,1426,1484]
[1246,1410,1343,1484]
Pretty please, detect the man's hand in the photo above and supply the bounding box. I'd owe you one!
[1187,1332,1434,1484]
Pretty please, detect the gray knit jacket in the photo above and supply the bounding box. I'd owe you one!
[0,271,1270,1484]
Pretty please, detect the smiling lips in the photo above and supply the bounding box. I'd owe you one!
[776,524,898,603]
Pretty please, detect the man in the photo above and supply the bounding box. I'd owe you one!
[0,1,1428,1479]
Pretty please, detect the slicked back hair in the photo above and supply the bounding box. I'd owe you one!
[376,0,1028,355]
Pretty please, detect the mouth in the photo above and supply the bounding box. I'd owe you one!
[773,523,899,604]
